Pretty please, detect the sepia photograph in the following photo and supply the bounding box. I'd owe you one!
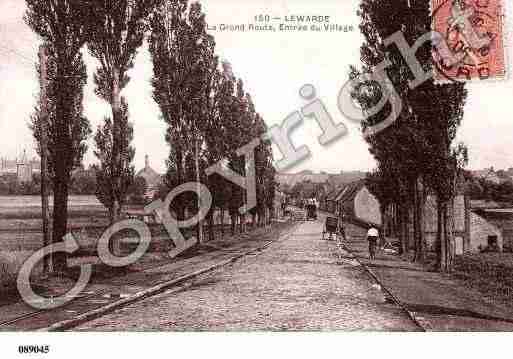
[0,0,512,357]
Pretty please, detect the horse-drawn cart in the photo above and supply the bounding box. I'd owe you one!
[306,204,317,220]
[322,216,343,241]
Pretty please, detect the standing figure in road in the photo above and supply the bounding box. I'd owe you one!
[367,227,379,260]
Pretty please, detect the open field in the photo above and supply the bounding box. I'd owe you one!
[0,194,271,302]
[0,195,108,252]
[0,195,106,220]
[0,198,291,306]
[0,194,277,254]
[454,253,513,308]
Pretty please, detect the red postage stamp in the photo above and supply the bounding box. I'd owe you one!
[431,0,506,83]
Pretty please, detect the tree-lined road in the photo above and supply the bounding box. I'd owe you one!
[76,219,419,331]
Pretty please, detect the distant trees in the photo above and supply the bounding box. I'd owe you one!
[0,168,149,198]
[468,176,513,203]
[150,0,276,240]
[0,174,41,196]
[70,167,97,195]
[25,0,92,270]
[352,0,468,271]
[127,177,148,205]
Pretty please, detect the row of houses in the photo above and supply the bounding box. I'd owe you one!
[320,180,382,227]
[318,180,513,254]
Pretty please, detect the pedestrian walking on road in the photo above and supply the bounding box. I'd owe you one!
[367,227,379,260]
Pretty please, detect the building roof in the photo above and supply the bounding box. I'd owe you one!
[473,209,513,235]
[471,200,502,209]
[276,171,366,188]
[326,185,344,201]
[336,180,366,204]
[329,180,367,216]
[136,155,162,189]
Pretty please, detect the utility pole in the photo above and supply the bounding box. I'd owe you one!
[39,44,52,274]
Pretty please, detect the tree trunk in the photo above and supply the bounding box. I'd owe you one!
[219,208,225,237]
[447,196,455,271]
[239,214,244,234]
[398,204,409,256]
[256,208,261,227]
[408,205,415,251]
[194,137,204,244]
[176,144,185,221]
[379,204,387,248]
[112,199,121,222]
[413,176,426,262]
[442,201,450,272]
[392,203,399,237]
[111,67,122,225]
[177,205,185,222]
[41,145,52,274]
[230,212,236,236]
[39,45,52,274]
[464,195,471,253]
[397,205,404,255]
[108,206,115,223]
[52,177,69,272]
[51,63,72,273]
[207,209,215,242]
[437,199,448,272]
[436,195,455,273]
[412,179,419,255]
[436,198,443,269]
[404,207,410,255]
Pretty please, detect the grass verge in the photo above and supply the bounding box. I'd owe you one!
[454,253,513,307]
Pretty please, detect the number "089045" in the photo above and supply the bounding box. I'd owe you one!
[18,345,50,354]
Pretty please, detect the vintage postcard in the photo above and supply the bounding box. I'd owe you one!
[0,0,512,357]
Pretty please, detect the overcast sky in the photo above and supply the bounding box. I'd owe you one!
[0,0,512,174]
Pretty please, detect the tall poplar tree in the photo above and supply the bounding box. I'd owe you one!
[93,98,135,217]
[149,0,216,242]
[25,0,91,271]
[85,0,157,222]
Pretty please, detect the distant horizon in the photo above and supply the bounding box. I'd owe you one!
[0,150,511,175]
[277,166,513,175]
